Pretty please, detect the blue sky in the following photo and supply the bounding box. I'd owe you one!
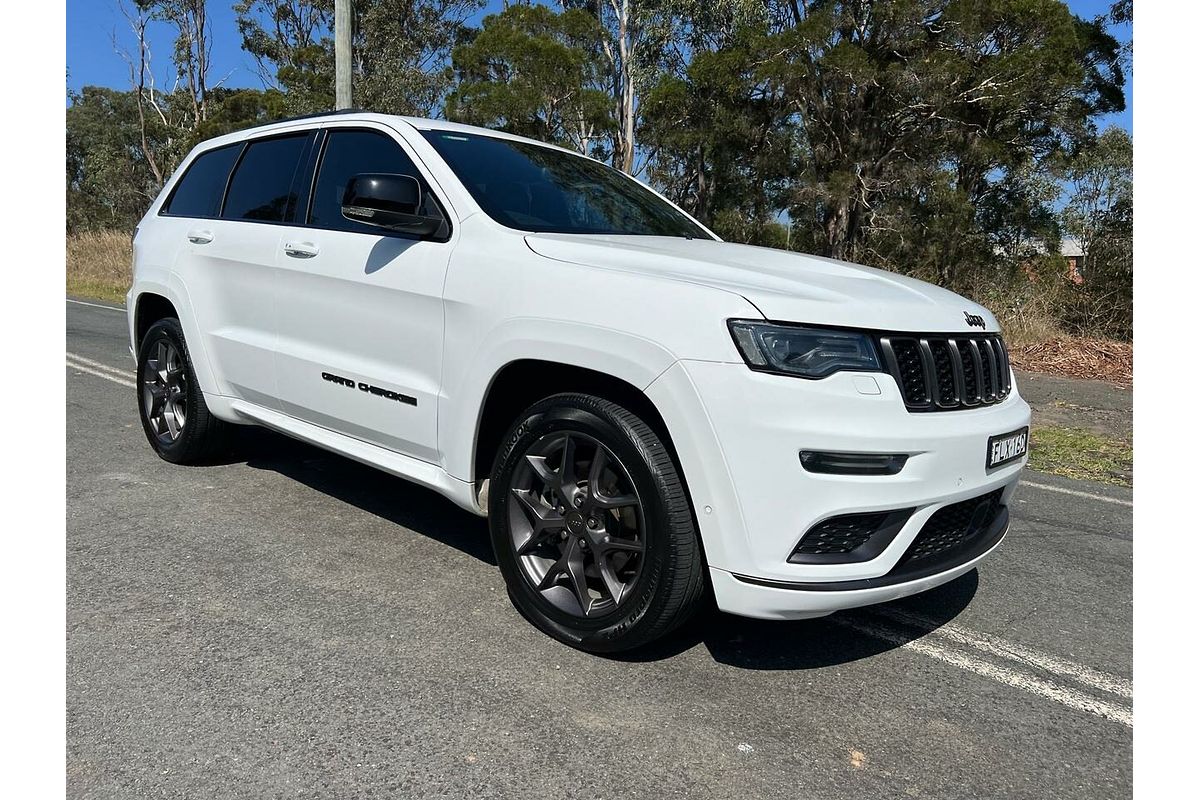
[66,0,1131,132]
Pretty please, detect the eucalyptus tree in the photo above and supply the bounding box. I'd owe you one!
[446,4,615,156]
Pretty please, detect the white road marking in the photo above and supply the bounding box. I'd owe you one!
[67,298,125,312]
[65,353,134,378]
[872,606,1133,699]
[831,615,1133,727]
[1021,480,1132,507]
[66,357,136,389]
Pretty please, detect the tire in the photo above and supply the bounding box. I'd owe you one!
[136,317,229,464]
[489,393,706,653]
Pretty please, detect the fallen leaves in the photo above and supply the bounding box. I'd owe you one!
[1008,337,1132,388]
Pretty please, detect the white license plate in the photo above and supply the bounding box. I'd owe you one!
[987,427,1029,469]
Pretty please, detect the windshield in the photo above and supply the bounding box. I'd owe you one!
[421,131,712,239]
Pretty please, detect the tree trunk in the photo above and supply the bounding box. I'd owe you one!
[616,0,635,174]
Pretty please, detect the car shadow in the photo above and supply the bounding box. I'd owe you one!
[221,426,978,669]
[620,569,979,669]
[231,426,495,566]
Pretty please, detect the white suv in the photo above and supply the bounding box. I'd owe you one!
[128,111,1031,652]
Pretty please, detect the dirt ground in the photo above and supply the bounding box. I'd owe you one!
[1018,369,1132,443]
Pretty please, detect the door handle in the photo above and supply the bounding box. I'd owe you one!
[186,229,214,244]
[284,241,320,258]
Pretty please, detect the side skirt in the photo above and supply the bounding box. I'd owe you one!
[227,398,485,517]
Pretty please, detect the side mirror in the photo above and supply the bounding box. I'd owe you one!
[341,173,442,237]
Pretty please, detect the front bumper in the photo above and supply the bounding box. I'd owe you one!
[645,359,1031,620]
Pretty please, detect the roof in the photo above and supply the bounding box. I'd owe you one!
[196,110,571,157]
[1060,237,1085,258]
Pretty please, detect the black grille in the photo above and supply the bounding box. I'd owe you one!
[879,334,1011,411]
[898,489,1005,566]
[790,508,915,565]
[794,512,887,556]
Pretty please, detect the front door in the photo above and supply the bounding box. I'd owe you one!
[272,125,453,463]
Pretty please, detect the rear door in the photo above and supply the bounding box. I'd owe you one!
[165,131,313,408]
[271,124,453,463]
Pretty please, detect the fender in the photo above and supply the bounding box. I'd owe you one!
[129,273,220,400]
[439,317,679,487]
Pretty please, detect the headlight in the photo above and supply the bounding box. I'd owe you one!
[728,320,882,379]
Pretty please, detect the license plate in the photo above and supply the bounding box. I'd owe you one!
[987,427,1029,469]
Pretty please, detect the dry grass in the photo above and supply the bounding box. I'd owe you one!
[1029,425,1132,486]
[67,230,132,304]
[991,292,1132,386]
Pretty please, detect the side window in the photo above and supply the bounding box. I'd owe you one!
[162,144,241,218]
[222,134,309,222]
[309,129,444,233]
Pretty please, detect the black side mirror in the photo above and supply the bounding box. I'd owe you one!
[341,173,442,237]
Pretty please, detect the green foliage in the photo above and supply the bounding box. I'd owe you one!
[445,4,613,153]
[234,0,482,116]
[1056,126,1133,338]
[67,85,289,231]
[67,86,164,231]
[67,0,1132,341]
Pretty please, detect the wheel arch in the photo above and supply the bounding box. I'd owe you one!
[472,359,684,492]
[133,291,179,348]
[129,280,220,397]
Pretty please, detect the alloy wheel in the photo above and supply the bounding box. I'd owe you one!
[508,432,645,618]
[141,339,188,443]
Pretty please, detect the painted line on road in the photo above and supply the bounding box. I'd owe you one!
[872,606,1132,699]
[66,352,134,378]
[831,615,1133,727]
[67,298,125,312]
[66,357,136,389]
[1021,480,1132,508]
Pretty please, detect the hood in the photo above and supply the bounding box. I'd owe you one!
[524,234,999,334]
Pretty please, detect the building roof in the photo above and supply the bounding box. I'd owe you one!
[1060,237,1085,258]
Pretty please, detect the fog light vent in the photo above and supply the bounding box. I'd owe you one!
[799,450,908,476]
[789,507,915,564]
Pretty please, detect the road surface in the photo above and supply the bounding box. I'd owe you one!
[66,298,1132,799]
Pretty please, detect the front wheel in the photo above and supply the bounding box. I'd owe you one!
[489,394,705,653]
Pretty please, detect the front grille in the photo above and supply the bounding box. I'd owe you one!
[879,334,1011,411]
[897,489,1005,567]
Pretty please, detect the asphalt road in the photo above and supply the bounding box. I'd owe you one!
[66,299,1132,800]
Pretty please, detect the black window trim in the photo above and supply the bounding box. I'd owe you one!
[298,124,454,244]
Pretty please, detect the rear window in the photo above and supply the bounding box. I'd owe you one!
[162,144,241,218]
[222,134,309,222]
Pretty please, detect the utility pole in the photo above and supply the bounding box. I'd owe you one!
[334,0,352,110]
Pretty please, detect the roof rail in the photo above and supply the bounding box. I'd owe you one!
[245,107,371,132]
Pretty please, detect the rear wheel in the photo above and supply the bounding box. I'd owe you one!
[136,318,229,463]
[489,393,705,653]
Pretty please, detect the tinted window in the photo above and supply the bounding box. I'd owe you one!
[222,134,309,222]
[421,131,710,239]
[310,129,443,233]
[163,144,240,218]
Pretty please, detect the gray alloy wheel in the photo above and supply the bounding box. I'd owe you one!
[508,431,646,618]
[136,317,229,464]
[141,338,188,443]
[489,393,706,653]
